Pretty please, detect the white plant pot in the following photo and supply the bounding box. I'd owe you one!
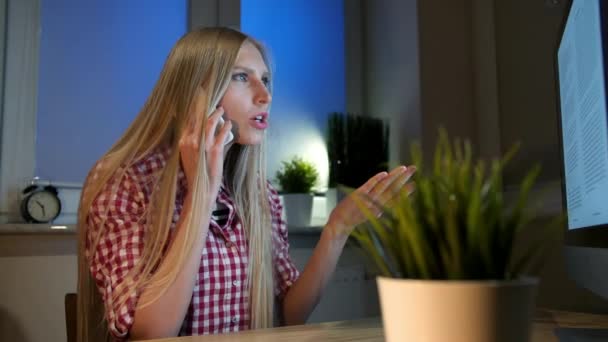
[281,193,314,227]
[325,187,347,215]
[377,277,538,342]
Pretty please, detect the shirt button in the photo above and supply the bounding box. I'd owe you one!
[232,280,240,286]
[232,317,238,323]
[225,241,233,248]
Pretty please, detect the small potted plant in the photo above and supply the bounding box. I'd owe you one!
[275,156,319,227]
[326,112,389,213]
[350,130,561,342]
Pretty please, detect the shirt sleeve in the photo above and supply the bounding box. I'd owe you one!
[86,171,147,340]
[267,182,300,301]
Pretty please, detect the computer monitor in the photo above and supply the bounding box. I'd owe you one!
[556,0,608,301]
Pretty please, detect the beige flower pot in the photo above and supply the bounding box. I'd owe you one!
[377,277,538,342]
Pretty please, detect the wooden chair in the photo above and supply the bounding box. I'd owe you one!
[65,293,77,342]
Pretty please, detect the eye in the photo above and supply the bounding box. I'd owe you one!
[232,72,248,82]
[262,76,271,88]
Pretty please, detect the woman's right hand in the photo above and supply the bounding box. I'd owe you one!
[179,105,232,206]
[131,106,232,341]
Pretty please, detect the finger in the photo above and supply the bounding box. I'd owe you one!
[358,171,389,194]
[382,166,417,204]
[369,166,407,199]
[405,181,416,196]
[385,180,417,208]
[375,166,413,205]
[390,166,417,194]
[205,107,225,147]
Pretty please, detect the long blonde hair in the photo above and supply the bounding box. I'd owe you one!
[76,27,274,342]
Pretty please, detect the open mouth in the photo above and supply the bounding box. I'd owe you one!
[250,113,269,129]
[253,115,266,123]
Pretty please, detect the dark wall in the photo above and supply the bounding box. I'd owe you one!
[494,0,566,186]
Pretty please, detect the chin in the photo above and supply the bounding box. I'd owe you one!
[236,134,264,146]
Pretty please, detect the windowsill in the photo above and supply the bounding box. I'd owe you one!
[0,223,77,235]
[0,223,326,236]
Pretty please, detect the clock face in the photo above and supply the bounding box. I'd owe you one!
[26,190,61,222]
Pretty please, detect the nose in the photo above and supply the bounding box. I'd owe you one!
[254,81,271,106]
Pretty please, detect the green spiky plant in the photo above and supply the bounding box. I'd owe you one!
[350,130,561,280]
[275,156,320,194]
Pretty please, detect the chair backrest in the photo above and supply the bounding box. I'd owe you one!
[65,293,77,342]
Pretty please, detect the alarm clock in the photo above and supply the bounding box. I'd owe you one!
[20,185,62,223]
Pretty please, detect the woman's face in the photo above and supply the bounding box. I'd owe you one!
[220,41,272,146]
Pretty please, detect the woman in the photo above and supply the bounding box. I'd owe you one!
[77,27,415,341]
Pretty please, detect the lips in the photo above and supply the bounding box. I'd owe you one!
[250,112,269,129]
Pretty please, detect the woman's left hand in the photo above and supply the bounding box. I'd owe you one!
[326,165,416,241]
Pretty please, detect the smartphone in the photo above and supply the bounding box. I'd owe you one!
[216,115,234,146]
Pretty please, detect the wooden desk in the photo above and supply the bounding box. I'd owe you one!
[148,309,608,342]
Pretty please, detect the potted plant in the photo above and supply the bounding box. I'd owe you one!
[275,156,319,227]
[326,112,389,213]
[350,130,561,342]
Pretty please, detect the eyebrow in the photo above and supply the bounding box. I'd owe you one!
[232,65,270,78]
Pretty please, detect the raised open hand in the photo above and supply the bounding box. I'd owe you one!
[327,165,416,240]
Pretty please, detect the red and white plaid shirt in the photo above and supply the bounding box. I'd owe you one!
[85,147,299,340]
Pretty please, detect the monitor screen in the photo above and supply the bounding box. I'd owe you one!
[558,0,608,308]
[557,0,608,230]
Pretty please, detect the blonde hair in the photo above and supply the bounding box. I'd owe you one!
[76,27,274,342]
